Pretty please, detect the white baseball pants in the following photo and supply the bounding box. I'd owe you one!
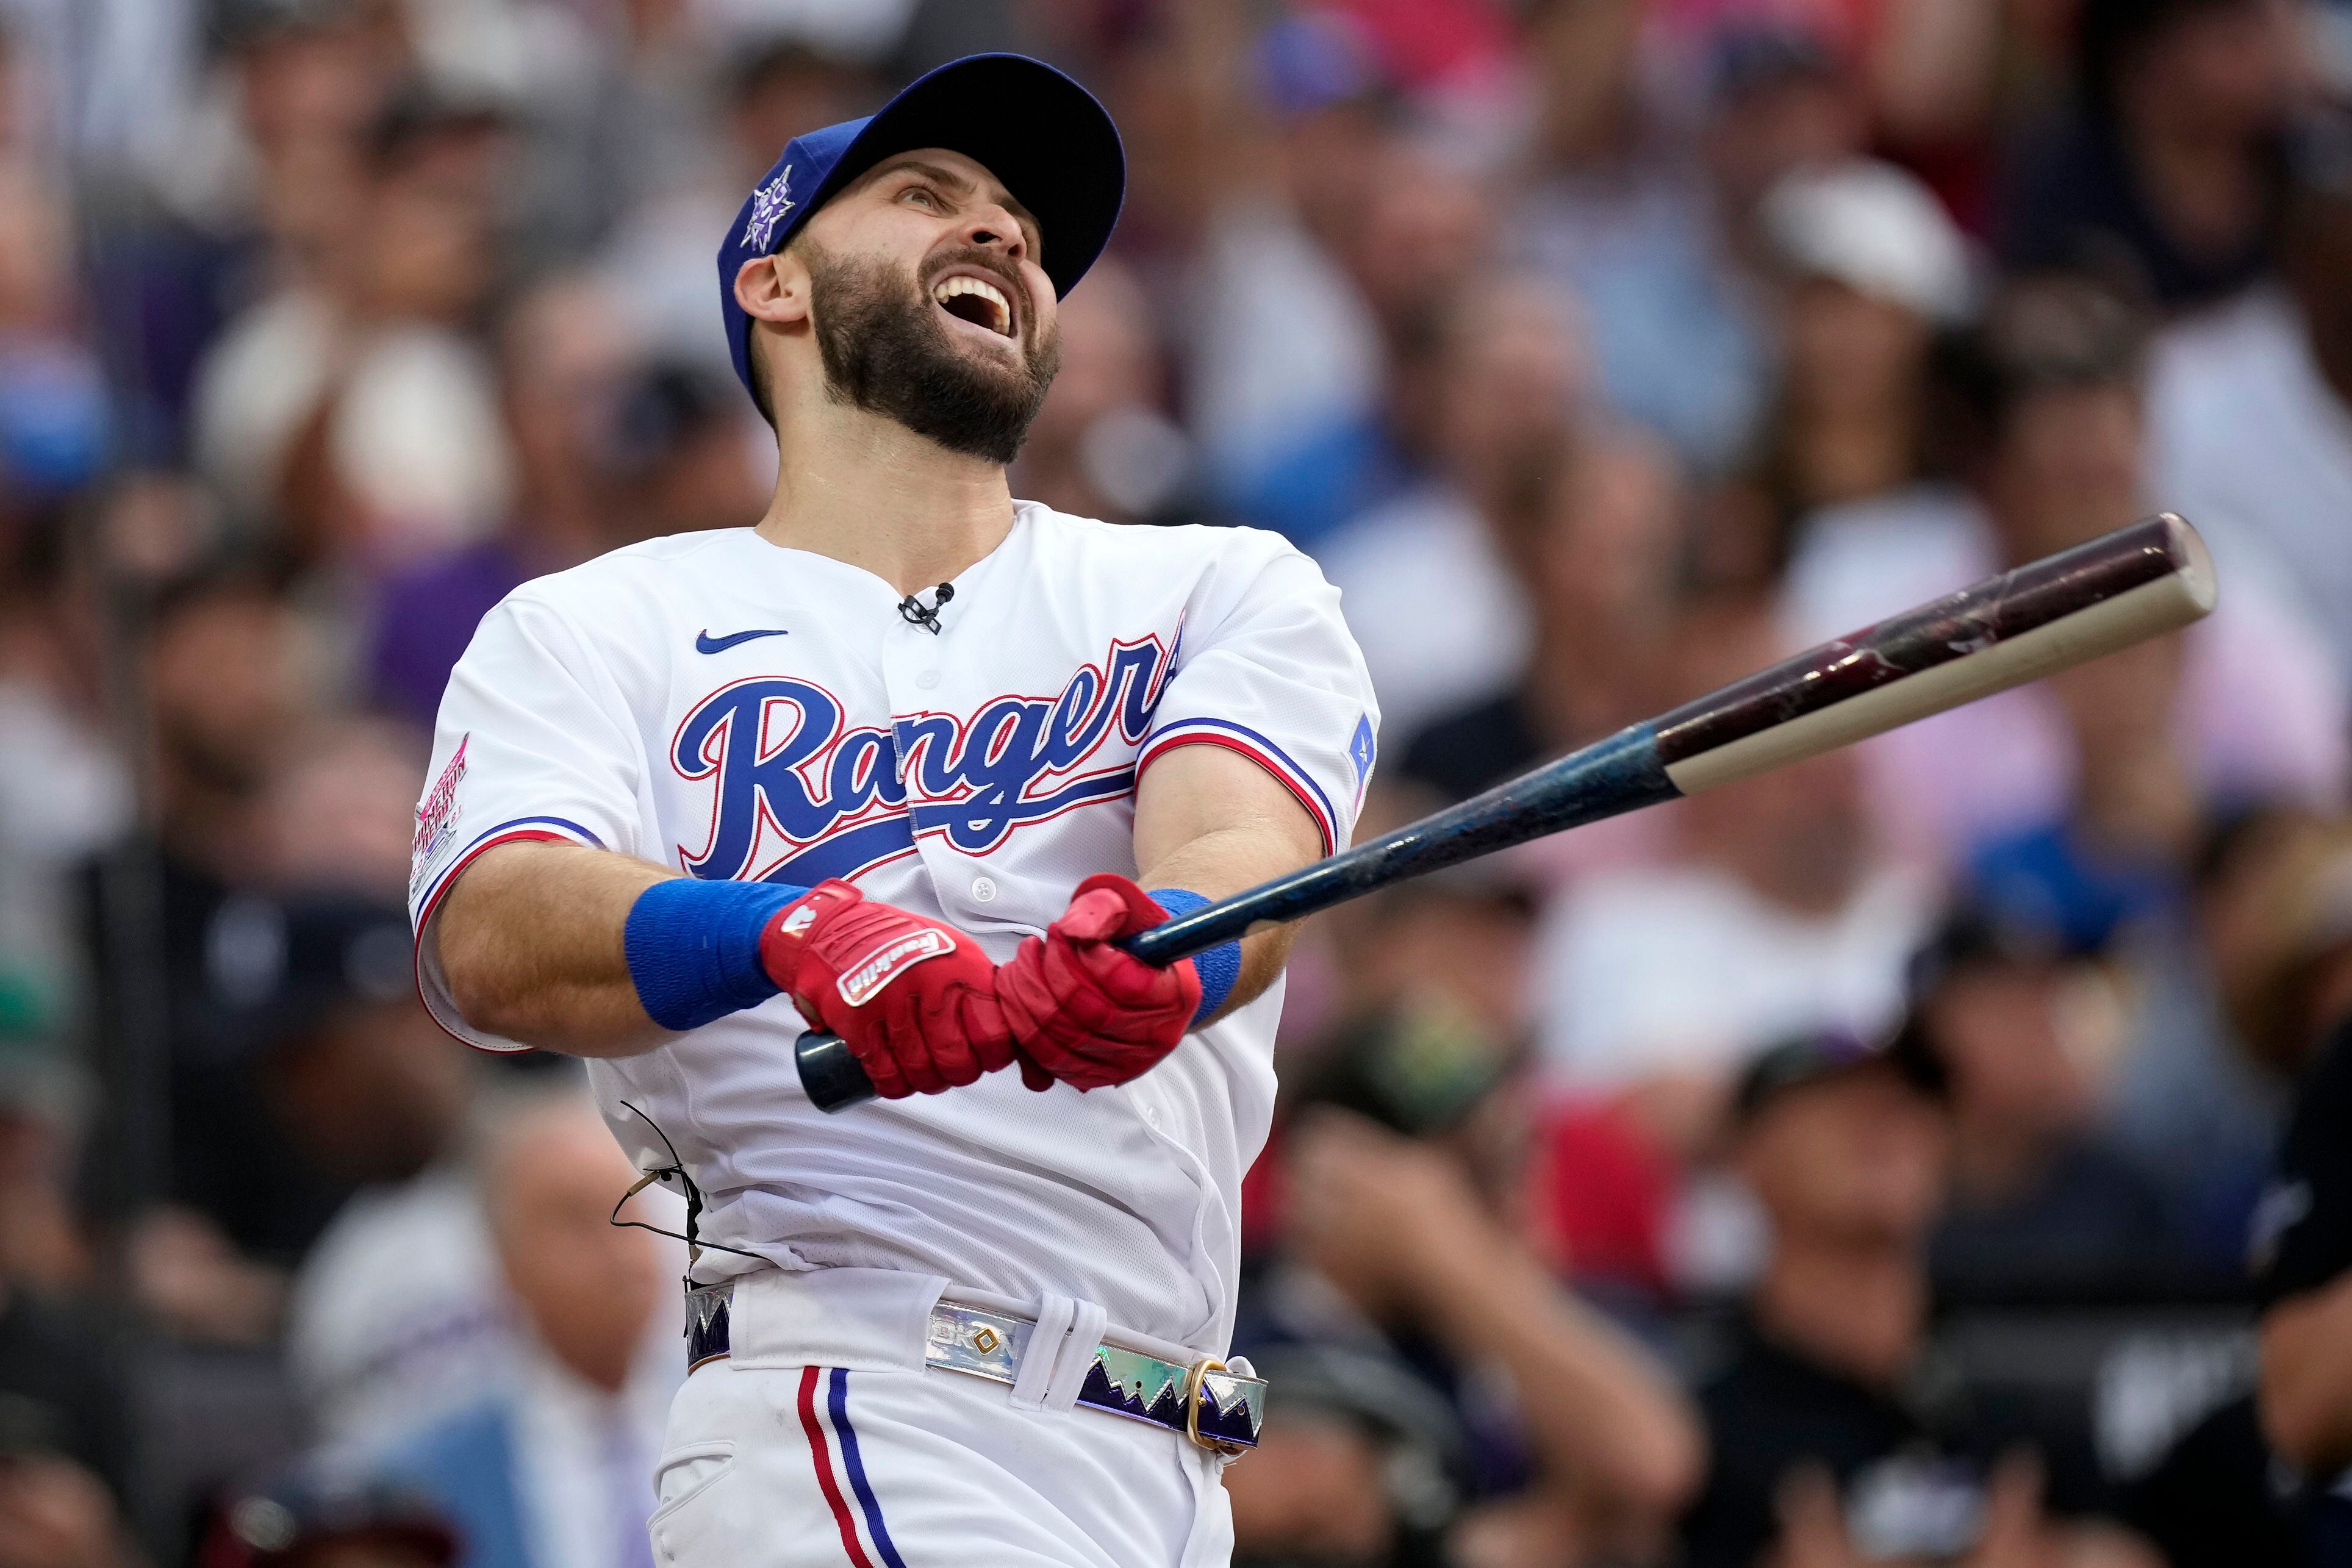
[645,1268,1234,1567]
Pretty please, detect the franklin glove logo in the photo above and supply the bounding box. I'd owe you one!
[839,929,953,1007]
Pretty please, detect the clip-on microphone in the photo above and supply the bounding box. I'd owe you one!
[897,582,955,635]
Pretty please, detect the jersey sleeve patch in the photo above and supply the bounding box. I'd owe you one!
[408,734,471,908]
[1348,713,1377,804]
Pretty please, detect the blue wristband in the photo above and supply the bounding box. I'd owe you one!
[624,878,811,1032]
[1149,888,1241,1023]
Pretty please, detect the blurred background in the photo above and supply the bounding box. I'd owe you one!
[4,0,2352,1564]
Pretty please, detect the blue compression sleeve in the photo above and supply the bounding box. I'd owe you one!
[1149,888,1242,1023]
[624,879,810,1032]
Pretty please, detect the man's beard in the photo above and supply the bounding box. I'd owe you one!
[802,240,1061,465]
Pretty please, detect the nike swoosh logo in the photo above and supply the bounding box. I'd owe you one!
[695,628,790,654]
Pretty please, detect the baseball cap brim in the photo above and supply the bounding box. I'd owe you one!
[798,54,1124,299]
[1732,1028,1948,1124]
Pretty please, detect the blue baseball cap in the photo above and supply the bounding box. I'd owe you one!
[717,52,1126,409]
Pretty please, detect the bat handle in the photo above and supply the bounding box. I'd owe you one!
[795,926,1192,1112]
[795,1029,881,1112]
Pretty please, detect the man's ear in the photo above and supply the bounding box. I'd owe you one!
[734,252,811,327]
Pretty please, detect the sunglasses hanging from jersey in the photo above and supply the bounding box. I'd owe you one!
[608,1100,764,1274]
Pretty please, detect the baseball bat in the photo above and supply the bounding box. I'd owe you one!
[796,512,2217,1112]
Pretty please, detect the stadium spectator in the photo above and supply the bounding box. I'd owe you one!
[1398,424,1683,803]
[1735,158,1973,574]
[596,35,879,371]
[2227,815,2352,1558]
[0,978,88,1291]
[1247,1004,1703,1566]
[1509,11,1857,473]
[1999,0,2299,309]
[285,1126,514,1457]
[192,85,517,567]
[1183,12,1396,498]
[127,895,467,1347]
[1902,902,2178,1300]
[289,1072,682,1455]
[364,273,636,730]
[258,720,431,899]
[1009,257,1200,528]
[1679,1031,2156,1568]
[2097,804,2316,1268]
[370,332,760,731]
[1318,273,1583,741]
[2149,113,2352,690]
[598,357,766,542]
[1217,120,1496,548]
[0,163,112,509]
[368,1092,675,1568]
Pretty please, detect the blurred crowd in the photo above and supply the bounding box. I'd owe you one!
[3,0,2352,1564]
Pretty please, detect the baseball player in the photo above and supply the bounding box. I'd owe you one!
[407,52,1378,1568]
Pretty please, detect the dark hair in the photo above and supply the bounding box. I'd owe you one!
[365,81,507,173]
[727,38,836,107]
[146,548,295,634]
[1931,273,2149,455]
[606,360,744,481]
[2078,0,2263,114]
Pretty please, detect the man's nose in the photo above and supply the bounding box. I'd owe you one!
[961,204,1028,262]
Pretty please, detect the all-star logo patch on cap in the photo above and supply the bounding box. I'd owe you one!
[716,52,1127,406]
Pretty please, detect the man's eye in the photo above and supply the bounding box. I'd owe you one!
[903,187,938,209]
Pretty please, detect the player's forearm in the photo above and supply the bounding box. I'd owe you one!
[434,840,676,1056]
[1137,823,1302,1021]
[1412,1225,1705,1522]
[1133,744,1325,1022]
[2261,1272,2352,1473]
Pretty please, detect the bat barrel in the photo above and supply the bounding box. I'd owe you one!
[1651,512,2215,795]
[798,514,2216,1112]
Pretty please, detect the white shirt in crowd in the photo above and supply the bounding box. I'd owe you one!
[409,506,1378,1354]
[2148,287,2352,690]
[287,1165,517,1449]
[507,1345,676,1568]
[1183,195,1385,482]
[1316,482,1531,746]
[1533,860,1935,1092]
[288,1163,690,1450]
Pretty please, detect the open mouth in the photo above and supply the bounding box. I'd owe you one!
[931,273,1016,338]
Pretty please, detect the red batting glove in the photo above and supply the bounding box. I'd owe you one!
[759,881,1014,1100]
[995,873,1202,1092]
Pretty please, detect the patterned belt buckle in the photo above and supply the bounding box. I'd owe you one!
[1184,1356,1257,1458]
[685,1280,734,1371]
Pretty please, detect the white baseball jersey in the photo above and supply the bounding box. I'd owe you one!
[409,503,1378,1352]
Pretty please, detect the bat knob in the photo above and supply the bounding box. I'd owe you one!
[795,1031,877,1112]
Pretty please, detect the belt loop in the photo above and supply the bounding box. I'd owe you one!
[1042,1299,1109,1412]
[1009,1294,1074,1408]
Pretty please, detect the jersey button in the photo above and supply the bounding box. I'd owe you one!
[916,670,941,690]
[971,876,998,903]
